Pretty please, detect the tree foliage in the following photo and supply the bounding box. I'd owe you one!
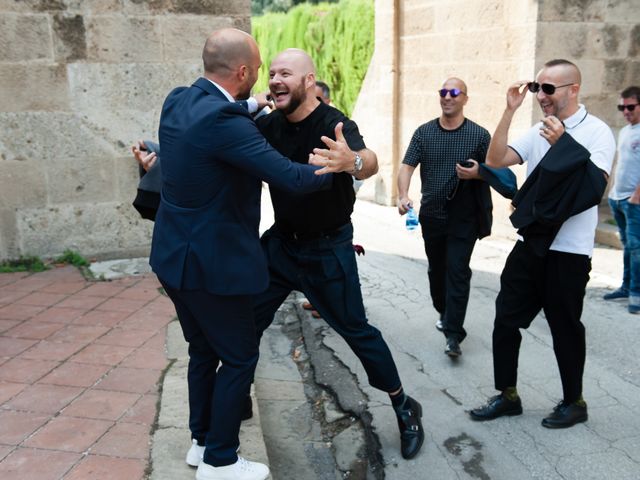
[252,0,374,116]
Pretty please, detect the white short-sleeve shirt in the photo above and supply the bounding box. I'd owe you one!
[508,104,616,256]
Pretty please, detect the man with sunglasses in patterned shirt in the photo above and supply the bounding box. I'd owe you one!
[397,77,492,359]
[603,86,640,314]
[469,59,615,429]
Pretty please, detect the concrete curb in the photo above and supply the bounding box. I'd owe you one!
[149,321,270,480]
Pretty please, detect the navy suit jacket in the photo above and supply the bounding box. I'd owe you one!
[150,77,330,295]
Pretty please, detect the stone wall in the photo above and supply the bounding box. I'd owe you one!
[353,0,639,216]
[0,0,250,260]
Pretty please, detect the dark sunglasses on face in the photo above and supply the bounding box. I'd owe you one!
[527,82,573,95]
[438,88,465,98]
[618,104,639,112]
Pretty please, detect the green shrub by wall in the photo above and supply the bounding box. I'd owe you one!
[252,0,374,116]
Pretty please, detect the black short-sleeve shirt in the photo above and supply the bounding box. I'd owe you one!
[402,118,491,220]
[256,102,366,234]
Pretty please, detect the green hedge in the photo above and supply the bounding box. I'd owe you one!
[252,0,374,116]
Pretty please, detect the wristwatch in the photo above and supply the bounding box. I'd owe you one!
[352,153,363,174]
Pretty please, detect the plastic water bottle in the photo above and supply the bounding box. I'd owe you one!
[405,207,419,230]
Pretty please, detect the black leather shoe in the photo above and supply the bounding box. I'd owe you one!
[445,338,461,357]
[469,394,522,421]
[396,396,424,459]
[541,401,587,429]
[241,394,253,421]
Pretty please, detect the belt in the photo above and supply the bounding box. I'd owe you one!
[277,224,348,242]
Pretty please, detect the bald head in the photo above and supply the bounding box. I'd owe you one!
[443,77,468,94]
[271,48,316,76]
[202,28,258,76]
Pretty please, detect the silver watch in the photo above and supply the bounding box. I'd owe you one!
[353,153,363,173]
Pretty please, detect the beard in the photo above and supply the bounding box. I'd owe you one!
[279,78,307,115]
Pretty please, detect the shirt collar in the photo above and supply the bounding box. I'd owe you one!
[205,78,234,102]
[562,104,587,129]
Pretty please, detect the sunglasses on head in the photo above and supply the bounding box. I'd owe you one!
[527,82,573,95]
[618,104,639,112]
[438,88,465,98]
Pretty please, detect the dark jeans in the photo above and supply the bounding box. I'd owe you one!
[493,241,591,404]
[253,223,402,393]
[160,281,259,467]
[419,216,477,343]
[609,197,640,297]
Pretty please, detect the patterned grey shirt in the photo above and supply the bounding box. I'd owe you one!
[402,118,490,220]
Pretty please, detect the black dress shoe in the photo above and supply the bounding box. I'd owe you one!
[469,394,523,421]
[396,396,425,459]
[241,394,253,421]
[445,338,461,357]
[541,401,587,429]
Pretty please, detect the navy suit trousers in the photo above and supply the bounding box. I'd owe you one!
[160,281,259,467]
[253,223,401,392]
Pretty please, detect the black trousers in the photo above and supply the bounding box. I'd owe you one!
[160,281,259,467]
[419,216,477,343]
[253,223,402,393]
[493,241,591,403]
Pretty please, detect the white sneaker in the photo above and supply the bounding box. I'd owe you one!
[196,457,269,480]
[186,439,205,467]
[435,318,444,331]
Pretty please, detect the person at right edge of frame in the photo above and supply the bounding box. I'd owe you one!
[397,77,492,359]
[469,59,616,429]
[602,86,640,314]
[150,29,333,480]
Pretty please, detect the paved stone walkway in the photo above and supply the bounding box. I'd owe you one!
[0,266,174,480]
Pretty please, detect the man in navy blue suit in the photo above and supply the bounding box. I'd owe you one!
[150,29,333,480]
[137,46,425,466]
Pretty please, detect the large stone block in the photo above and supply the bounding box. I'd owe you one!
[86,15,163,62]
[0,160,47,208]
[0,1,65,13]
[581,93,619,128]
[161,15,247,63]
[434,0,504,32]
[603,0,640,23]
[629,24,640,58]
[536,22,588,59]
[0,13,52,62]
[52,12,86,61]
[0,112,115,163]
[16,201,154,259]
[400,4,434,37]
[575,59,605,96]
[115,155,141,202]
[46,155,118,204]
[401,34,452,65]
[537,0,608,22]
[0,64,69,112]
[538,22,634,60]
[122,0,250,16]
[0,1,121,13]
[603,59,640,92]
[0,209,19,260]
[67,62,200,148]
[451,30,506,61]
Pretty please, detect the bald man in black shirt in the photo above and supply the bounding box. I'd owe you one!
[254,48,425,460]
